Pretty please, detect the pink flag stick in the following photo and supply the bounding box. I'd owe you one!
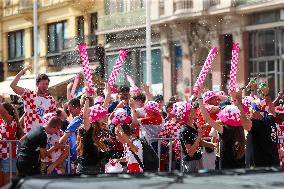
[193,47,218,95]
[127,75,141,94]
[78,43,95,95]
[108,49,128,92]
[70,74,80,98]
[228,42,240,95]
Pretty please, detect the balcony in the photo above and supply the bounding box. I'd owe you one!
[3,0,69,17]
[235,0,273,6]
[173,0,210,15]
[97,9,146,33]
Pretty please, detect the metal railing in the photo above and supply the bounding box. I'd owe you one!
[150,138,184,172]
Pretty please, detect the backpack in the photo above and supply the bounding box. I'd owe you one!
[130,138,159,172]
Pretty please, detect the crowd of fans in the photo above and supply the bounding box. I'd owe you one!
[0,66,284,186]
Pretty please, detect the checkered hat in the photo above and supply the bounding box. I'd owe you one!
[94,96,105,104]
[174,102,192,122]
[275,106,284,114]
[42,113,57,126]
[251,98,269,112]
[130,87,141,95]
[170,102,184,115]
[89,104,108,123]
[217,105,242,126]
[112,108,132,125]
[144,101,160,115]
[202,91,217,104]
[242,96,254,113]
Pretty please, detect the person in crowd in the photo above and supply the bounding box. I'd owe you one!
[248,85,280,167]
[132,101,163,147]
[108,85,131,115]
[179,101,214,173]
[132,93,146,118]
[10,66,57,134]
[16,116,62,176]
[56,108,69,131]
[59,97,84,171]
[40,113,69,175]
[107,108,132,161]
[116,124,143,173]
[0,103,21,186]
[76,95,110,174]
[198,88,251,169]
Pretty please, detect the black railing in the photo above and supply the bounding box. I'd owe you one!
[7,58,24,71]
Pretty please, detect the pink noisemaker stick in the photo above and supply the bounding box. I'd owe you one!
[108,49,128,92]
[70,74,80,98]
[228,42,240,95]
[193,47,218,95]
[78,43,95,95]
[126,75,141,94]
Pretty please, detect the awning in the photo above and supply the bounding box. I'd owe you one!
[0,65,98,96]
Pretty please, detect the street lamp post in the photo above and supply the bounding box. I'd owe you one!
[33,0,38,83]
[145,0,152,85]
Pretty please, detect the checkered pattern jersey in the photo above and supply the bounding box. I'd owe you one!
[159,119,183,160]
[0,119,18,159]
[22,89,57,133]
[41,130,64,163]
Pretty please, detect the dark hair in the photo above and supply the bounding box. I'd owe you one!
[36,74,50,84]
[121,124,131,136]
[132,93,146,103]
[67,98,81,108]
[168,96,178,103]
[2,103,23,138]
[166,101,175,111]
[154,95,164,102]
[118,85,130,93]
[47,117,62,129]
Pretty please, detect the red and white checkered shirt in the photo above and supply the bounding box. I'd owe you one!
[41,130,64,163]
[21,89,57,133]
[159,118,183,160]
[0,119,18,159]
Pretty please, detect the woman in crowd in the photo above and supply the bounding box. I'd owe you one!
[0,103,22,186]
[198,89,251,169]
[76,85,111,174]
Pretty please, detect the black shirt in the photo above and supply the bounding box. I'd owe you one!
[219,127,245,169]
[17,126,47,163]
[78,126,106,166]
[250,115,280,167]
[106,124,124,159]
[180,124,202,161]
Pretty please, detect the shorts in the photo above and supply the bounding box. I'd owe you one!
[0,159,17,173]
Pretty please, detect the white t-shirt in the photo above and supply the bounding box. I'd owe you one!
[21,89,57,133]
[41,130,64,163]
[123,139,143,172]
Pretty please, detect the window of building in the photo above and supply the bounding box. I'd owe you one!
[8,30,24,60]
[159,0,165,16]
[77,16,84,43]
[47,21,68,53]
[209,0,220,6]
[223,34,233,92]
[90,13,97,46]
[253,10,280,25]
[249,28,284,98]
[130,0,144,11]
[5,0,11,6]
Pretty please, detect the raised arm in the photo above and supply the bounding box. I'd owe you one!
[231,88,252,131]
[10,66,31,96]
[260,86,276,117]
[83,95,91,131]
[103,83,111,109]
[141,83,154,102]
[129,99,138,130]
[197,91,223,134]
[66,82,73,100]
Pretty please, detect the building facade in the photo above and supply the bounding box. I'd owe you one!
[0,0,105,98]
[150,0,284,100]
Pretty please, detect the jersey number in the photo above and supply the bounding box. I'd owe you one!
[36,107,44,117]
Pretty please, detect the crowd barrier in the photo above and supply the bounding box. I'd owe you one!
[0,136,284,179]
